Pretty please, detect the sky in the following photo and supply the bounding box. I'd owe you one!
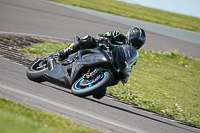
[120,0,200,18]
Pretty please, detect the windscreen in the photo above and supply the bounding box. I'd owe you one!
[122,45,138,66]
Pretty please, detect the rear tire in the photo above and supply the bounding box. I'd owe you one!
[26,58,46,82]
[26,52,58,82]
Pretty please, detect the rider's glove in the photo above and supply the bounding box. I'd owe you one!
[103,38,116,50]
[98,37,114,50]
[102,37,111,47]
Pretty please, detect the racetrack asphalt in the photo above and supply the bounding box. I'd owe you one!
[0,0,200,58]
[0,57,199,133]
[0,0,200,133]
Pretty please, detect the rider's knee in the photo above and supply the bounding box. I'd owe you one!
[79,35,98,49]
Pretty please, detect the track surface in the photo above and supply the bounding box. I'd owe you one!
[0,0,200,58]
[0,0,200,133]
[0,58,199,133]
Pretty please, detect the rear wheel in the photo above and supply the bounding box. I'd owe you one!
[71,69,112,97]
[26,58,47,82]
[26,52,58,82]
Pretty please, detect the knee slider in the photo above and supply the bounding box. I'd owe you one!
[80,35,97,49]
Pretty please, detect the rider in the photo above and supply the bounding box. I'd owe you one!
[59,27,146,61]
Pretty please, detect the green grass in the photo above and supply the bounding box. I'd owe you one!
[108,49,200,127]
[21,42,71,55]
[20,42,200,127]
[0,97,101,133]
[50,0,200,32]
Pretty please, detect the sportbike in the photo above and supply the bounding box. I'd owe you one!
[26,35,138,99]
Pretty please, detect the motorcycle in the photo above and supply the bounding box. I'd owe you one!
[26,35,138,99]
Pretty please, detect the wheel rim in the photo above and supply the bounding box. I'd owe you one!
[31,59,46,71]
[75,72,106,90]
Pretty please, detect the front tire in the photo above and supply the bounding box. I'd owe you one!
[71,71,112,97]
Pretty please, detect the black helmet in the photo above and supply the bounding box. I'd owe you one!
[126,27,146,50]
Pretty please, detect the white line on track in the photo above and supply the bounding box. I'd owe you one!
[0,84,146,133]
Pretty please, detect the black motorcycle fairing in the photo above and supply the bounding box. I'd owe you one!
[110,45,138,84]
[111,46,127,71]
[44,63,72,88]
[43,45,138,89]
[43,49,111,88]
[120,45,138,83]
[122,45,138,67]
[27,42,139,99]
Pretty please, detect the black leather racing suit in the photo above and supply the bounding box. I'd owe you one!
[59,31,127,59]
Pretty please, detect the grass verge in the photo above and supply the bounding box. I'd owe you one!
[0,97,101,133]
[21,42,71,56]
[50,0,200,32]
[20,42,200,127]
[108,49,200,127]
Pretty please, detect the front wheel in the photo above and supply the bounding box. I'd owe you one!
[71,69,112,97]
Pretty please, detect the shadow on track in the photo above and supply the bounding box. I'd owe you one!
[40,82,198,133]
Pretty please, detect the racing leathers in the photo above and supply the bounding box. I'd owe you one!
[59,31,127,60]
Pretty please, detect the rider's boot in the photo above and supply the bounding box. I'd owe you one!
[59,35,98,61]
[58,42,78,61]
